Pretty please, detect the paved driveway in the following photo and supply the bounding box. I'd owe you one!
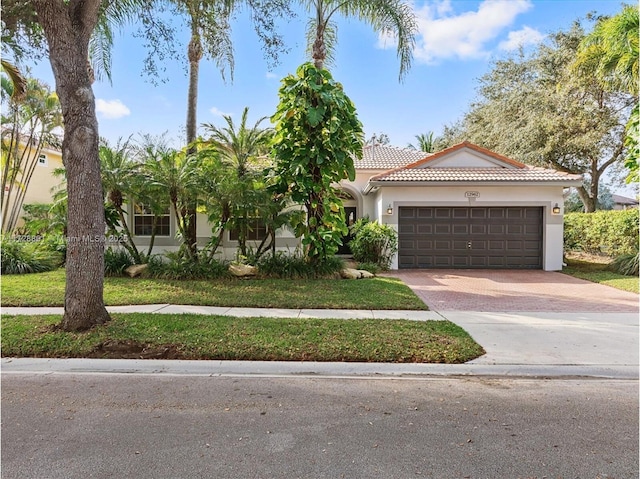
[386,269,638,312]
[386,270,639,370]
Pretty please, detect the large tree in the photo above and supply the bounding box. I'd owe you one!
[146,0,292,257]
[574,4,639,184]
[270,63,364,263]
[458,21,634,212]
[304,0,416,81]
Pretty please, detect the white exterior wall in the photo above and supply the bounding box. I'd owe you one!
[371,184,566,271]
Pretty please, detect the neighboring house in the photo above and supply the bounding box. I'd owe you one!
[612,194,639,210]
[2,142,64,231]
[131,141,582,271]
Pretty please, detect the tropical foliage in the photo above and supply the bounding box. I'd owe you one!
[574,4,639,184]
[270,63,364,263]
[348,218,398,270]
[1,75,62,234]
[303,0,416,81]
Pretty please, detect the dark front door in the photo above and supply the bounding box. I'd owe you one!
[398,207,543,269]
[338,207,357,255]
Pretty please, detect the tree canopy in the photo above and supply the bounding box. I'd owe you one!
[270,63,364,263]
[450,20,635,212]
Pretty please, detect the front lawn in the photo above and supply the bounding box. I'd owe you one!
[1,269,428,310]
[1,314,484,363]
[562,255,639,294]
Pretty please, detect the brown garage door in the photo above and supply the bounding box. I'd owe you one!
[398,207,542,269]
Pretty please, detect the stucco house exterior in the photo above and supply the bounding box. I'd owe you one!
[2,142,64,231]
[15,138,582,271]
[341,141,582,271]
[130,141,582,271]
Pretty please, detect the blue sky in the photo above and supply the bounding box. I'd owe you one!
[27,0,631,192]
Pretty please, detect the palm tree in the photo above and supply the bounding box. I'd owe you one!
[1,76,62,234]
[202,106,273,257]
[304,0,417,80]
[574,5,639,183]
[141,143,202,259]
[99,137,144,262]
[407,131,435,153]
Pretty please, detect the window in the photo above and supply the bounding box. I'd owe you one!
[229,218,267,241]
[38,154,48,167]
[133,204,170,236]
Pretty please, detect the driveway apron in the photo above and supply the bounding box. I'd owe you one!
[387,270,639,370]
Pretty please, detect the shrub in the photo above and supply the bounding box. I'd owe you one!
[145,252,230,280]
[349,219,398,270]
[609,252,639,276]
[104,247,135,277]
[0,237,62,274]
[256,251,344,279]
[564,209,639,257]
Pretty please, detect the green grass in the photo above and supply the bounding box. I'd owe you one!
[562,257,639,294]
[0,269,428,310]
[1,314,484,363]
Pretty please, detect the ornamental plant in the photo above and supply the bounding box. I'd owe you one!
[270,63,364,263]
[349,218,398,270]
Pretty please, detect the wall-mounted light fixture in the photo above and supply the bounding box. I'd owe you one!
[552,203,561,215]
[386,204,393,215]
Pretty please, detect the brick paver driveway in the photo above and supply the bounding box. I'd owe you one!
[387,270,639,312]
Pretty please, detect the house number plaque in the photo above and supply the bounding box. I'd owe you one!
[465,191,480,198]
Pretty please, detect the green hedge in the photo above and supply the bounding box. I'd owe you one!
[564,209,639,256]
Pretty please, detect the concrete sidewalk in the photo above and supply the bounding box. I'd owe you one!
[2,305,638,379]
[2,304,440,320]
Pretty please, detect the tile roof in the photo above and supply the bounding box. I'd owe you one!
[354,144,430,170]
[371,166,583,183]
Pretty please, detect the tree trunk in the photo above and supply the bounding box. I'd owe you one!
[184,30,202,258]
[33,0,110,331]
[312,8,326,70]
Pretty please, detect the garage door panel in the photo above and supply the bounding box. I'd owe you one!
[399,207,542,269]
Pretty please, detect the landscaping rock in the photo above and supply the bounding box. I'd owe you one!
[229,263,257,277]
[125,264,148,278]
[340,268,375,279]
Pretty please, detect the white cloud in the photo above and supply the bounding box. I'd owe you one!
[95,99,130,119]
[498,25,544,50]
[210,106,232,117]
[265,72,278,79]
[400,0,534,63]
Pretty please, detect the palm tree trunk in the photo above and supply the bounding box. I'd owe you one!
[184,29,202,258]
[33,0,110,331]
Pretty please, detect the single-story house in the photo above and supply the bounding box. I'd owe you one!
[612,194,639,210]
[131,141,583,271]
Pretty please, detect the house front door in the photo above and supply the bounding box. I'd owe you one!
[338,207,357,255]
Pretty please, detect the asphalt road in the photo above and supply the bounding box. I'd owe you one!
[2,374,638,479]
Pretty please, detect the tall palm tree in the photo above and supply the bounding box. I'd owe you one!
[407,131,435,153]
[1,76,62,234]
[304,0,417,80]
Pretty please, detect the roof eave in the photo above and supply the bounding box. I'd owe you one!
[367,179,584,188]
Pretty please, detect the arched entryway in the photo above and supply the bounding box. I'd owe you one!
[338,189,358,255]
